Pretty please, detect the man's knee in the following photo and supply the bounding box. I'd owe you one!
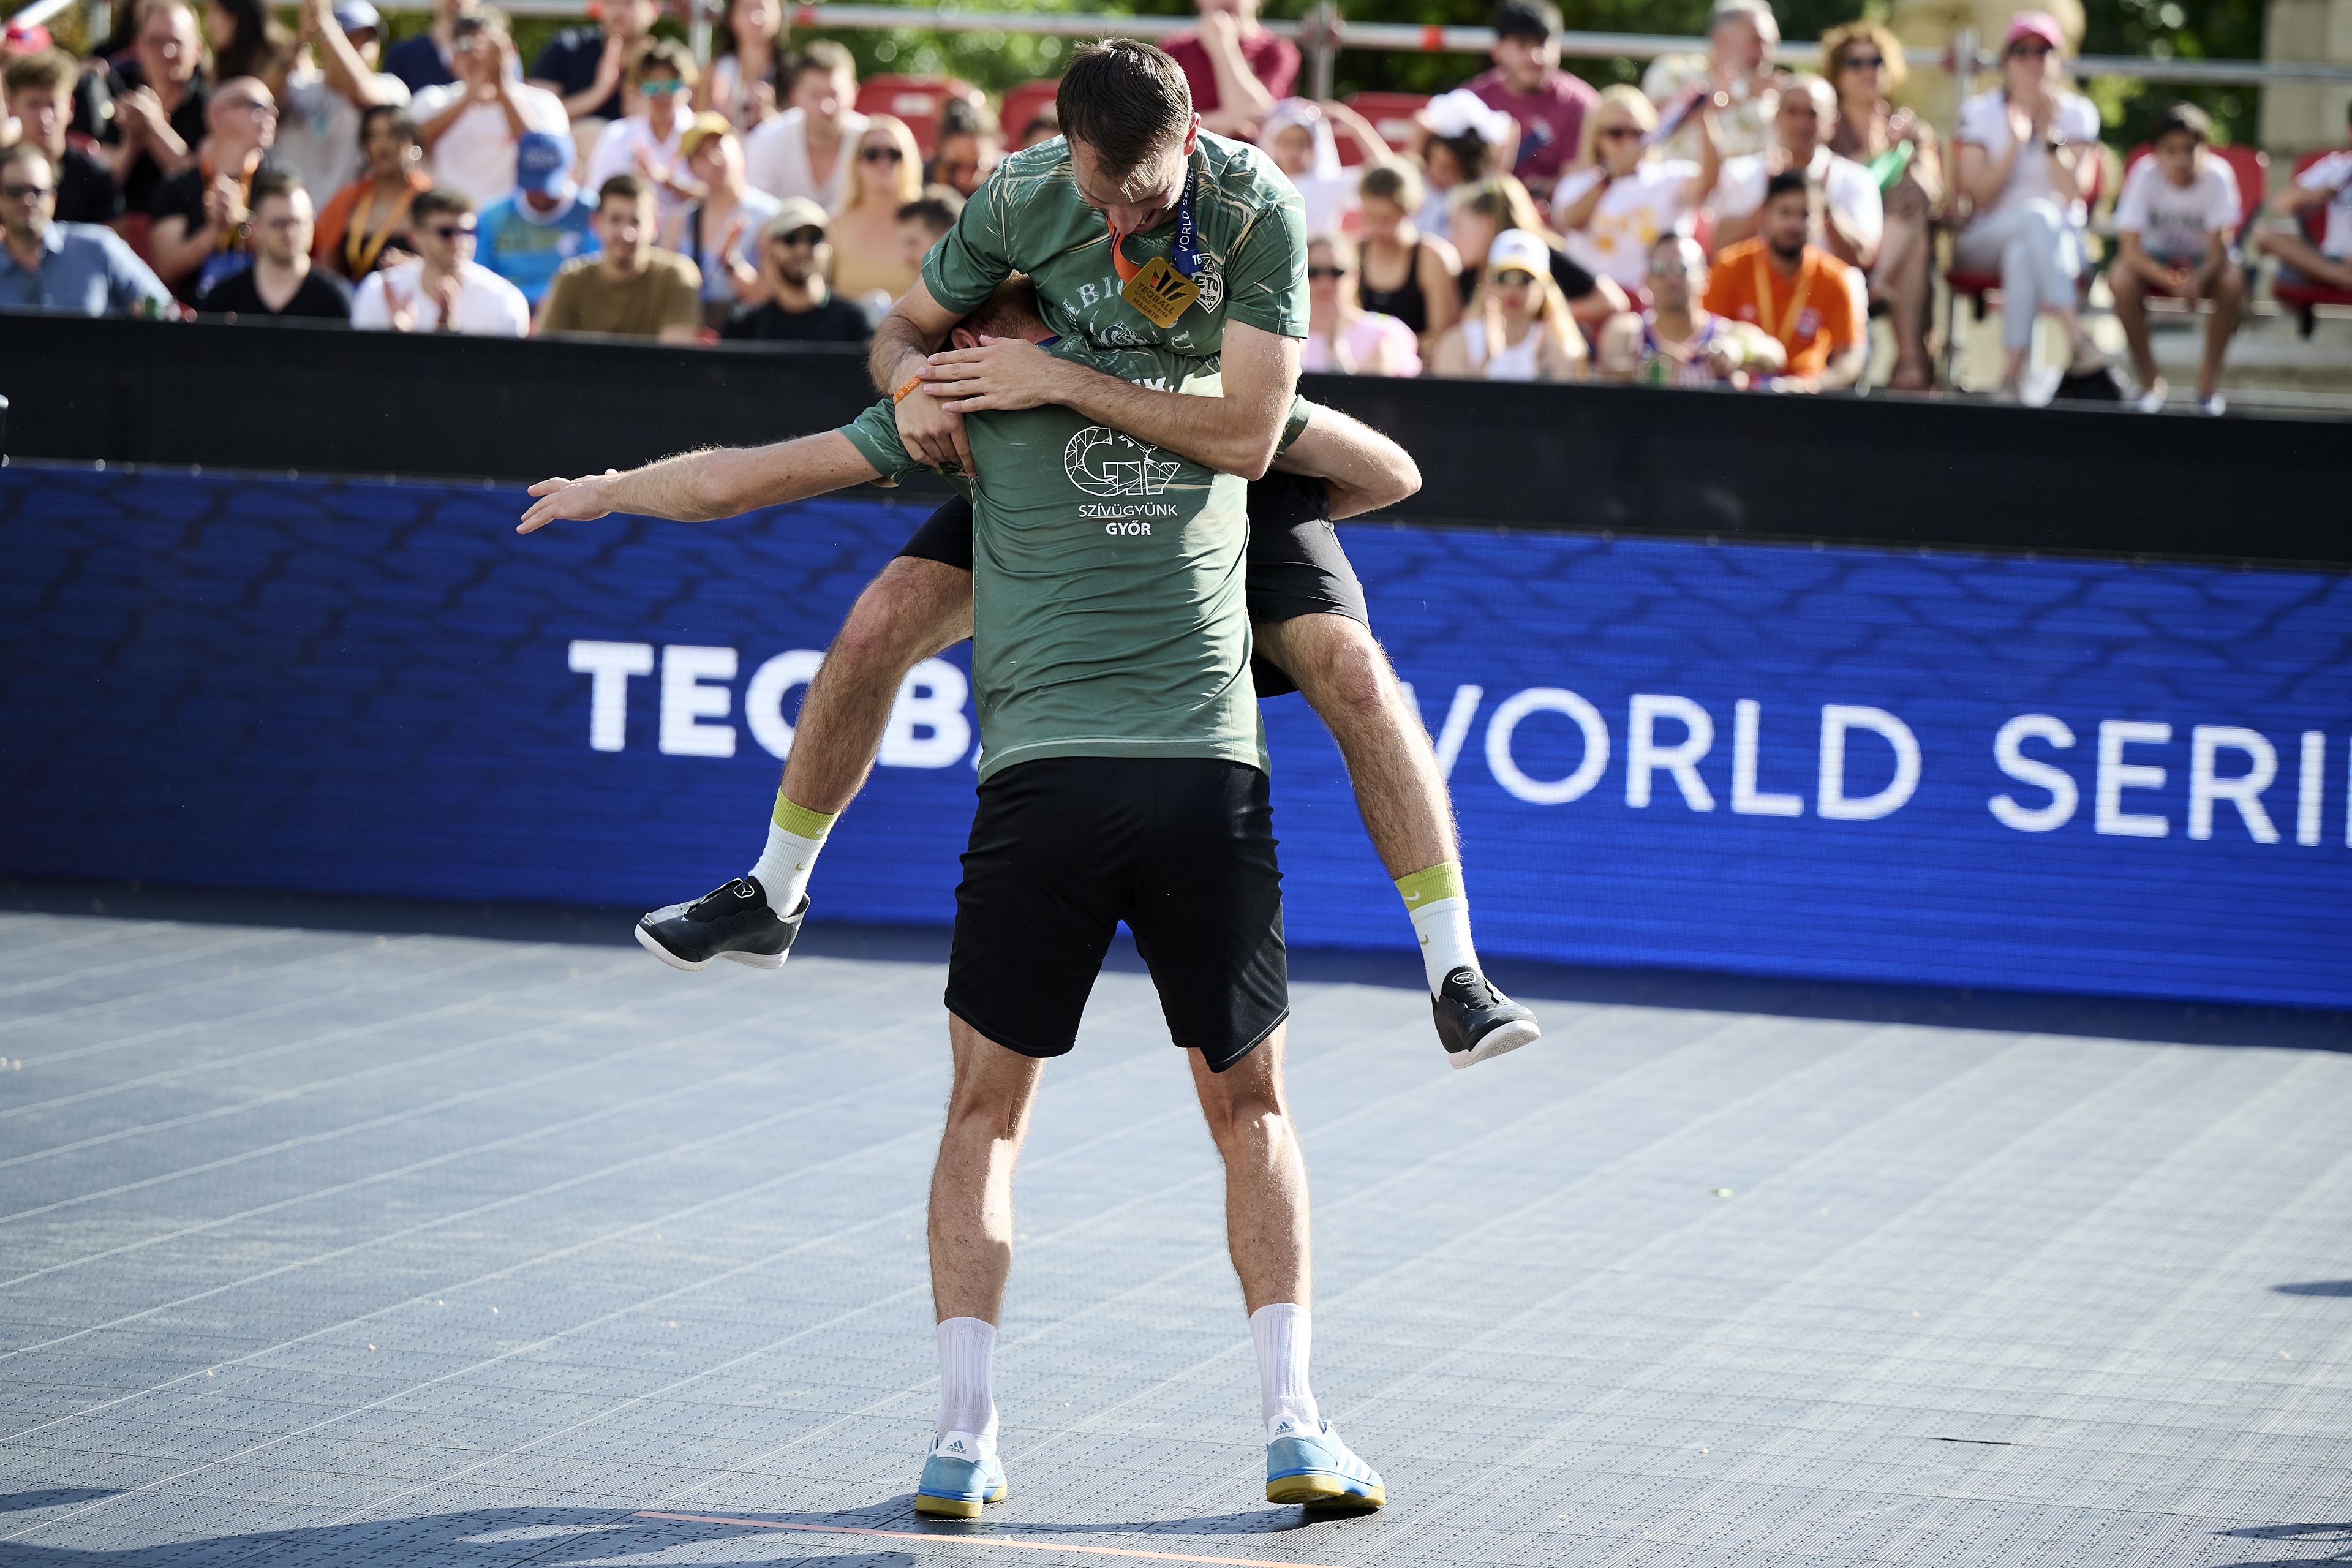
[2109,269,2147,309]
[832,557,974,674]
[1283,616,1398,731]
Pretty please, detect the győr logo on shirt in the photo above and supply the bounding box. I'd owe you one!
[1064,427,1180,498]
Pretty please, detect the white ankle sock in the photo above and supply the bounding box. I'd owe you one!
[936,1316,998,1450]
[1409,898,1477,994]
[748,794,834,914]
[1250,1303,1319,1434]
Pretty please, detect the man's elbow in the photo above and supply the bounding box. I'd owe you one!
[1377,451,1422,510]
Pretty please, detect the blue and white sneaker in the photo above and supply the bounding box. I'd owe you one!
[1265,1415,1385,1509]
[913,1430,1007,1519]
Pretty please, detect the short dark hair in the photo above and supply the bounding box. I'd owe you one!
[897,188,962,237]
[410,186,476,224]
[357,102,418,149]
[3,48,78,99]
[1019,102,1059,142]
[598,172,650,209]
[628,36,696,89]
[937,95,997,144]
[1763,168,1812,205]
[788,39,853,90]
[248,168,303,209]
[1057,39,1191,179]
[1493,0,1561,45]
[2152,100,2212,144]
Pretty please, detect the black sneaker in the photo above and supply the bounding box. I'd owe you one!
[635,878,806,973]
[1433,967,1540,1069]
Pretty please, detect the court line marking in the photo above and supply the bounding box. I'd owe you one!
[0,918,178,967]
[0,927,298,1002]
[637,1512,1336,1568]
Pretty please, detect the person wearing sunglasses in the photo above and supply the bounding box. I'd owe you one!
[1300,229,1419,375]
[718,195,871,341]
[410,10,572,208]
[0,142,172,316]
[581,39,700,227]
[1953,10,2108,403]
[1595,232,1782,386]
[1821,20,1941,391]
[349,182,529,332]
[147,75,284,302]
[827,114,924,309]
[1553,82,1722,295]
[1429,225,1585,380]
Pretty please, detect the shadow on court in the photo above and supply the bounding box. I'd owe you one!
[0,1494,1362,1565]
[9,872,2349,1055]
[2277,1281,2352,1298]
[2209,1518,2352,1565]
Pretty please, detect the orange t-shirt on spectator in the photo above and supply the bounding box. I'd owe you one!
[1702,236,1864,380]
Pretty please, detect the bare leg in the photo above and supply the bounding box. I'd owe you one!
[1257,614,1455,878]
[779,555,973,816]
[1876,215,1934,390]
[929,1016,1045,1325]
[2199,267,2244,402]
[1189,1025,1310,1314]
[2110,266,2159,391]
[2256,228,2352,291]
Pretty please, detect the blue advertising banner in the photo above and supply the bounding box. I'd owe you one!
[4,464,2348,1008]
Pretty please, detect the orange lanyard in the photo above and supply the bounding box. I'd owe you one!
[345,183,417,276]
[1752,244,1819,342]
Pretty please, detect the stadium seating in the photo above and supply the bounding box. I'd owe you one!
[854,74,980,157]
[998,77,1061,144]
[2273,148,2352,338]
[1339,91,1427,167]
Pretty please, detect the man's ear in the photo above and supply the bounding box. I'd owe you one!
[949,325,978,350]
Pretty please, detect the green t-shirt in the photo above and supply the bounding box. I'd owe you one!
[840,339,1270,782]
[921,132,1310,358]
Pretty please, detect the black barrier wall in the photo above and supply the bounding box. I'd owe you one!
[2,314,2346,564]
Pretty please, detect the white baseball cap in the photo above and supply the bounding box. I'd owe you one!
[1486,228,1551,280]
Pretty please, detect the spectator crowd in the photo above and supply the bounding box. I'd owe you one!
[2,0,2348,410]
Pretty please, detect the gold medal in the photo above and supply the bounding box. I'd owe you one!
[1120,255,1200,330]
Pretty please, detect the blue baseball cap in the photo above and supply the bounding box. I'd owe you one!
[514,130,573,196]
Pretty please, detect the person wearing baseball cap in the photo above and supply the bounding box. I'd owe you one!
[0,17,54,59]
[718,195,872,343]
[474,127,600,306]
[1951,6,2109,403]
[664,110,780,327]
[1428,226,1586,379]
[276,0,412,202]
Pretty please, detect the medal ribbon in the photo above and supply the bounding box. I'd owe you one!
[1753,244,1820,345]
[1107,167,1200,284]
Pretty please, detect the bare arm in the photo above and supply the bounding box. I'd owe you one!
[922,319,1302,480]
[516,429,880,532]
[1417,235,1461,342]
[1678,104,1723,212]
[870,276,976,473]
[413,89,472,153]
[1269,402,1420,519]
[307,0,396,108]
[1815,337,1867,392]
[1317,100,1392,164]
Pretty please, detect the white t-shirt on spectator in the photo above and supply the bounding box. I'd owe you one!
[2293,149,2352,258]
[1713,144,1885,263]
[1553,160,1702,290]
[2113,153,2240,260]
[583,113,688,220]
[410,80,572,207]
[350,258,532,335]
[742,106,867,210]
[276,64,410,202]
[1954,88,2103,223]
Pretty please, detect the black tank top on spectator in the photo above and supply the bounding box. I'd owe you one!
[1357,240,1430,335]
[103,61,211,211]
[1457,242,1600,305]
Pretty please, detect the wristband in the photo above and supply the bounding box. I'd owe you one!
[892,373,925,404]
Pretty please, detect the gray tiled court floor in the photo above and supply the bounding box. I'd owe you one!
[1,892,2350,1567]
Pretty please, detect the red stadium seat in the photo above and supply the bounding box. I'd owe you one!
[2273,147,2352,338]
[855,74,981,158]
[1339,91,1427,167]
[998,77,1061,146]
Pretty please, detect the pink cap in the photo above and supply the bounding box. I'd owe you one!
[2,17,55,50]
[2002,10,2065,51]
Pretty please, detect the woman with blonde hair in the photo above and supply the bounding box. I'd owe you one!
[1450,173,1628,328]
[1430,227,1585,380]
[1552,83,1722,293]
[1354,160,1461,347]
[826,111,923,305]
[1821,18,1942,389]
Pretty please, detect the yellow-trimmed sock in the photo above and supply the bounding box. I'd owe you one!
[1396,862,1474,995]
[749,791,835,913]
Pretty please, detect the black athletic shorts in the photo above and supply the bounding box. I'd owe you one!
[894,474,1370,699]
[945,756,1289,1074]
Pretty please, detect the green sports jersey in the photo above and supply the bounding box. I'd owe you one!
[921,132,1310,358]
[841,339,1274,782]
